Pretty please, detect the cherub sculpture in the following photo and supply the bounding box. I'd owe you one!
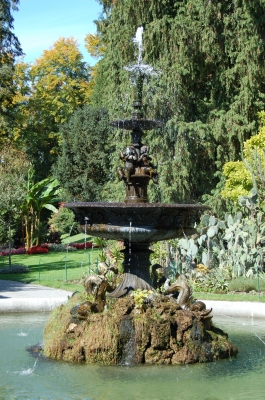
[138,145,158,182]
[117,145,138,183]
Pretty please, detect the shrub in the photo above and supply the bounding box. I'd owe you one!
[227,276,265,292]
[0,247,26,256]
[69,242,93,250]
[47,243,77,252]
[188,268,231,294]
[40,244,49,249]
[92,237,107,248]
[46,231,61,244]
[0,264,29,274]
[27,245,49,255]
[48,207,78,236]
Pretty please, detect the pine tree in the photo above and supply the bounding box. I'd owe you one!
[0,0,23,141]
[92,0,265,205]
[54,105,113,201]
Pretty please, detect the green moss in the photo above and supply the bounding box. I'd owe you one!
[43,295,238,365]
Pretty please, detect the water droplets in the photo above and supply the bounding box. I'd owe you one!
[17,329,30,337]
[125,27,161,85]
[13,355,40,376]
[128,221,132,273]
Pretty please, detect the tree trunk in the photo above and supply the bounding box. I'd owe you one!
[21,213,25,248]
[36,210,41,246]
[25,210,32,251]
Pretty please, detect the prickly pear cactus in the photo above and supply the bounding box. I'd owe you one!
[176,189,265,277]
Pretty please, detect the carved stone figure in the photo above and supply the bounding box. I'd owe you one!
[76,272,118,315]
[117,145,138,183]
[138,145,157,180]
[152,263,166,289]
[164,274,207,312]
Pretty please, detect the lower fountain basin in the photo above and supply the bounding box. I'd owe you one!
[65,202,208,242]
[1,314,265,400]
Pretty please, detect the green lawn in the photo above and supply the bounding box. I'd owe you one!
[193,291,265,302]
[1,248,265,301]
[61,233,87,244]
[0,248,100,292]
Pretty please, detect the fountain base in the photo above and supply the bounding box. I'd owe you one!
[44,293,238,365]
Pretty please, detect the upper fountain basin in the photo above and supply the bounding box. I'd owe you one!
[65,202,208,243]
[110,119,164,131]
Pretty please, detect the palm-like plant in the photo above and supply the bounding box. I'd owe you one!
[22,170,60,249]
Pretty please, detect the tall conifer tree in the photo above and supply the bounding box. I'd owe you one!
[0,0,23,141]
[92,0,265,206]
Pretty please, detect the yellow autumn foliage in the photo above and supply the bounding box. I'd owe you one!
[221,111,265,201]
[84,33,106,59]
[11,37,93,154]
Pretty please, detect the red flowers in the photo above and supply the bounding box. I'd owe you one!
[0,242,97,256]
[69,242,93,249]
[27,245,49,255]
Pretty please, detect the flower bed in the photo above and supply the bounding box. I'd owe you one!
[69,242,93,249]
[27,245,49,255]
[47,243,77,252]
[0,247,26,256]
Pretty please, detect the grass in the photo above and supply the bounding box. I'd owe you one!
[227,276,265,292]
[192,275,265,302]
[60,233,87,244]
[1,246,265,302]
[0,247,100,292]
[193,292,265,302]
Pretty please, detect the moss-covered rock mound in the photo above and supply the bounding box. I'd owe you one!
[43,293,238,365]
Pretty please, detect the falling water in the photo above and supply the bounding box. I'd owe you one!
[63,222,75,281]
[128,221,132,274]
[81,217,88,274]
[119,317,136,365]
[16,310,47,337]
[13,353,41,376]
[214,314,265,346]
[84,217,88,250]
[17,328,32,337]
[65,222,75,259]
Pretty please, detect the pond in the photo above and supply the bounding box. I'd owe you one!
[0,313,264,400]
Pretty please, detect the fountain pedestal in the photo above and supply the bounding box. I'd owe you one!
[122,242,152,284]
[125,174,150,203]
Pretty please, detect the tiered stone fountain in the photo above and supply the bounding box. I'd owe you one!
[43,28,238,365]
[64,28,206,290]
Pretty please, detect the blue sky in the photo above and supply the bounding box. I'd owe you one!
[12,0,102,65]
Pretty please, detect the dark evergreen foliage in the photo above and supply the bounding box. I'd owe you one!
[54,105,113,201]
[92,0,265,205]
[0,0,23,139]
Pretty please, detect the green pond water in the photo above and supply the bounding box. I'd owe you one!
[0,313,264,400]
